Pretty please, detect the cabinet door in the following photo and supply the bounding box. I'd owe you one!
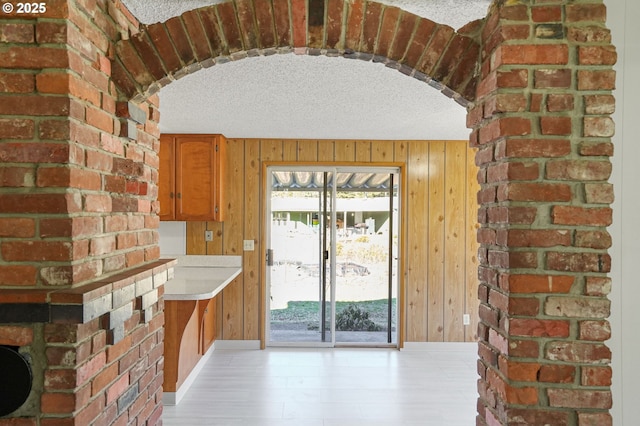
[213,135,226,222]
[158,135,176,221]
[200,297,217,354]
[175,136,217,221]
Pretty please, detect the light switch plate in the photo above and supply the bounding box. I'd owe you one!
[243,240,255,251]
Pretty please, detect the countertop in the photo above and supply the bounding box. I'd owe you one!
[162,255,242,301]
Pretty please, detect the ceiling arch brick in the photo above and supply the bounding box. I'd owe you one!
[112,0,482,105]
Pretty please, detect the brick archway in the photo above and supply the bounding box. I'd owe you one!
[0,0,616,425]
[110,1,616,424]
[112,1,481,106]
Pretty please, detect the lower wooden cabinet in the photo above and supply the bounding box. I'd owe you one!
[199,297,216,354]
[164,296,217,393]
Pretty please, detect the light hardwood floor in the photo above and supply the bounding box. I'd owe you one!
[162,344,478,425]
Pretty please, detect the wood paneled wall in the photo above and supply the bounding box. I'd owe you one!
[185,139,480,344]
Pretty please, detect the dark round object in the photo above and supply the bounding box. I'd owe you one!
[0,346,33,417]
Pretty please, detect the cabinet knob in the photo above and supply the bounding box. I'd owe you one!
[177,193,182,199]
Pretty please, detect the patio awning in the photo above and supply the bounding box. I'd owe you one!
[271,171,393,191]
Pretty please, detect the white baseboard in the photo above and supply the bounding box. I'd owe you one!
[214,340,261,350]
[162,342,216,406]
[401,342,477,351]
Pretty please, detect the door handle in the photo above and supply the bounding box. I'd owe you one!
[266,249,274,266]
[324,250,329,260]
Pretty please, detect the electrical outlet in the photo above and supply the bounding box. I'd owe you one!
[205,230,213,242]
[243,240,255,251]
[463,314,470,326]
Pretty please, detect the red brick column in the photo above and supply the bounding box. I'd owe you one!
[1,1,166,424]
[471,2,615,425]
[0,1,159,287]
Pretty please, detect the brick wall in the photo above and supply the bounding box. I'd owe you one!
[0,0,167,424]
[0,1,616,425]
[471,1,615,425]
[0,261,172,425]
[0,0,160,284]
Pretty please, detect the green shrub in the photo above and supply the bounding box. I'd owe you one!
[335,304,382,331]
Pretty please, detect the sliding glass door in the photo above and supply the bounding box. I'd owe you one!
[266,166,399,347]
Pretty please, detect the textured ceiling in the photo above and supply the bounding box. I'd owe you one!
[122,0,492,140]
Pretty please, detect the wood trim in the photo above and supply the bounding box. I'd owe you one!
[394,141,409,349]
[261,160,406,169]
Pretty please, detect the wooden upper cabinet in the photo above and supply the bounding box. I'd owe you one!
[158,135,175,221]
[159,134,226,222]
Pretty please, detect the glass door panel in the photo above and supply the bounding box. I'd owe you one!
[268,170,333,345]
[334,172,398,345]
